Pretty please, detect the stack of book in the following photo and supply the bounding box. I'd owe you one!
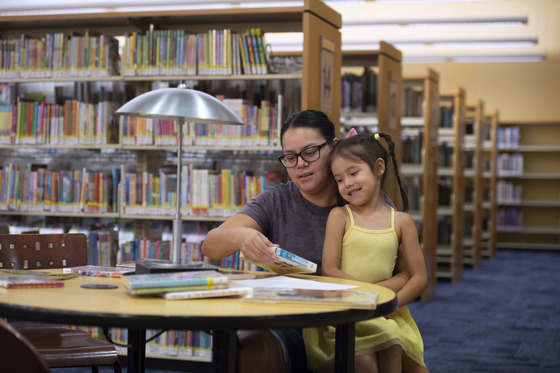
[121,270,253,300]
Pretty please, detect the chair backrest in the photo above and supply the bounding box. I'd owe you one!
[0,318,51,372]
[0,233,88,270]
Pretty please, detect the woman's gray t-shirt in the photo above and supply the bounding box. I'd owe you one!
[238,181,336,274]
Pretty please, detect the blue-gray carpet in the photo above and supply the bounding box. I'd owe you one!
[52,249,560,372]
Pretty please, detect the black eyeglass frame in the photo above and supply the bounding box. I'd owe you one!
[278,140,332,168]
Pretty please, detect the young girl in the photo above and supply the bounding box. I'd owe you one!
[303,132,429,373]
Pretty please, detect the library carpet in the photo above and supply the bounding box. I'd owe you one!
[51,249,560,373]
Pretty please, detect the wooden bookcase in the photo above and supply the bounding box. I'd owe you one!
[436,87,467,282]
[0,0,342,362]
[0,0,341,236]
[401,68,439,301]
[496,121,560,251]
[338,41,403,208]
[481,111,499,258]
[463,100,485,268]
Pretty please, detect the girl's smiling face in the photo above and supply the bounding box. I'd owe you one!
[331,155,384,206]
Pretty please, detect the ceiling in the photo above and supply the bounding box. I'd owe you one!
[0,0,549,63]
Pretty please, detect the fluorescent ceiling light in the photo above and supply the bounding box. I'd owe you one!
[403,54,545,63]
[343,16,527,27]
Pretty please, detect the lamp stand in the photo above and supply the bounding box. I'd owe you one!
[135,119,217,275]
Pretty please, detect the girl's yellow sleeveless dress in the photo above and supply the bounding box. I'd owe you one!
[303,205,426,370]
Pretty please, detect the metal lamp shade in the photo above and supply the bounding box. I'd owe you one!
[116,86,244,125]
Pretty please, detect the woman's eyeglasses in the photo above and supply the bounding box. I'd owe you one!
[278,140,332,168]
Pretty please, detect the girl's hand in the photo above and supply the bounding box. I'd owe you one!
[238,228,278,263]
[384,306,402,319]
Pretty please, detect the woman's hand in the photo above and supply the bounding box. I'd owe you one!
[237,227,278,263]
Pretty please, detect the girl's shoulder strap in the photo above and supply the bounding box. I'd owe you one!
[390,207,395,229]
[344,204,355,226]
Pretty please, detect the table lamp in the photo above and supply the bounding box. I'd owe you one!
[116,84,244,273]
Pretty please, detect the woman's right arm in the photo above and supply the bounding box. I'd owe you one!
[201,213,278,263]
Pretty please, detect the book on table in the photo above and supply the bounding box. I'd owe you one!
[126,282,229,295]
[162,283,254,300]
[0,275,65,289]
[244,288,379,310]
[122,270,229,294]
[240,246,318,275]
[62,265,135,278]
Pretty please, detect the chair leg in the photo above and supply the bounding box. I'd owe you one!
[92,366,99,373]
[114,361,123,373]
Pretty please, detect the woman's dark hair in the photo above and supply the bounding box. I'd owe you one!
[280,110,336,146]
[328,132,409,212]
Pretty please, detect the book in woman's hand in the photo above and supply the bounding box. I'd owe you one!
[240,247,318,275]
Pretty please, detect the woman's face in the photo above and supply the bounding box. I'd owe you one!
[281,127,335,199]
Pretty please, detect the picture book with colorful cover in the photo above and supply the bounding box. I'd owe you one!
[62,265,135,278]
[125,283,228,296]
[0,275,65,289]
[240,246,318,275]
[244,288,379,310]
[163,284,254,300]
[121,270,228,290]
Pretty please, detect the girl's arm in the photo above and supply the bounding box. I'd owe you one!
[202,213,277,263]
[394,212,428,307]
[321,208,355,280]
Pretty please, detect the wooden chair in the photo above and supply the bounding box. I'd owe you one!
[0,233,121,373]
[0,317,51,373]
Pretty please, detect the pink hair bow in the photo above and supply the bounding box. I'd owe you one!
[345,128,358,138]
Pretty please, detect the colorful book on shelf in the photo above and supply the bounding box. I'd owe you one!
[244,288,379,310]
[62,265,135,278]
[122,270,228,290]
[240,247,318,275]
[0,275,65,289]
[163,283,253,300]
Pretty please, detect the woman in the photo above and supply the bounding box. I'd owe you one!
[202,110,408,372]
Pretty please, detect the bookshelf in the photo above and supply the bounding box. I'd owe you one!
[401,68,439,301]
[0,0,342,244]
[482,111,499,258]
[0,0,342,362]
[436,87,467,282]
[463,100,485,268]
[496,121,560,251]
[339,41,403,208]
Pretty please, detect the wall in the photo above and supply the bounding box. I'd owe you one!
[402,0,560,122]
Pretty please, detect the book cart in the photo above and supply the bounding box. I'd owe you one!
[0,0,342,364]
[400,68,440,301]
[495,121,560,251]
[436,87,467,282]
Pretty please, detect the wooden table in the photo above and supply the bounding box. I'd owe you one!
[0,273,396,373]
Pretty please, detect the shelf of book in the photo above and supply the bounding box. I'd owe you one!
[401,68,439,301]
[435,87,467,282]
[496,120,560,251]
[0,0,343,362]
